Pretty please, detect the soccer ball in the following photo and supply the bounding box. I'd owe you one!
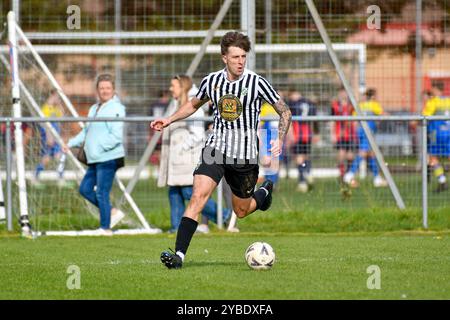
[245,242,275,270]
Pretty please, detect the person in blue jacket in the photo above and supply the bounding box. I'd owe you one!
[63,74,125,235]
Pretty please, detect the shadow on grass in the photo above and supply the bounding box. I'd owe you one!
[182,261,245,269]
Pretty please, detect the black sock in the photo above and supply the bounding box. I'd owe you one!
[298,164,306,182]
[252,188,268,210]
[175,217,198,255]
[346,159,353,172]
[305,160,312,173]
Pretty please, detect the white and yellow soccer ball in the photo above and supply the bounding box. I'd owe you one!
[245,241,275,270]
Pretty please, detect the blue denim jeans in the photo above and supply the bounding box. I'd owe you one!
[79,159,118,229]
[168,186,230,231]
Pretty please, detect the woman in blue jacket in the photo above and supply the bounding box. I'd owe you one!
[63,74,125,235]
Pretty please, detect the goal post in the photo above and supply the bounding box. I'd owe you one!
[304,0,405,210]
[7,11,31,237]
[0,176,5,222]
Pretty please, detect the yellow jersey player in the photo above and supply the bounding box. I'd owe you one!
[33,90,65,186]
[422,85,450,192]
[259,102,280,185]
[343,88,387,188]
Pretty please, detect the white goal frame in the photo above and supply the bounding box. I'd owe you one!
[0,43,367,93]
[2,39,367,234]
[6,11,161,236]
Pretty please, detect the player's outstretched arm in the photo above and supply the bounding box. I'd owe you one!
[150,97,208,131]
[270,99,292,156]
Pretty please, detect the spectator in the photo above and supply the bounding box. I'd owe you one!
[157,75,231,234]
[63,74,126,235]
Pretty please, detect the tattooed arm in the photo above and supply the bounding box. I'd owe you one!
[273,99,292,141]
[270,99,292,157]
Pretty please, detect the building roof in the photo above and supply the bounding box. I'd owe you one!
[347,23,450,46]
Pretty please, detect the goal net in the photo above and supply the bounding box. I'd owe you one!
[3,13,161,236]
[1,4,370,235]
[1,33,365,236]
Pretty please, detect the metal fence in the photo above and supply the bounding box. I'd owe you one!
[1,115,449,233]
[2,1,449,116]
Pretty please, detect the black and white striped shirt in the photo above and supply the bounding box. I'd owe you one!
[196,68,280,161]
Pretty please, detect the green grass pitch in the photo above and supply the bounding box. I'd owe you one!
[0,176,449,299]
[0,232,448,299]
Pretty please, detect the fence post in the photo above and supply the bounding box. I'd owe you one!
[421,117,428,229]
[6,120,13,232]
[304,0,405,210]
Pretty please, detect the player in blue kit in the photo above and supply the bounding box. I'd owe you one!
[343,88,387,188]
[422,85,450,192]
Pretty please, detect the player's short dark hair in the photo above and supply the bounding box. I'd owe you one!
[96,73,115,88]
[365,88,376,99]
[432,82,444,92]
[157,89,168,98]
[220,31,251,55]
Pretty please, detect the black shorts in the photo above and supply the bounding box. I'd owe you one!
[193,147,259,198]
[293,141,312,155]
[335,139,357,151]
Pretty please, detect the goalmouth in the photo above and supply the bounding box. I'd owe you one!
[5,11,162,237]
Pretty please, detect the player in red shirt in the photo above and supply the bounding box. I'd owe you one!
[330,87,357,181]
[287,90,318,193]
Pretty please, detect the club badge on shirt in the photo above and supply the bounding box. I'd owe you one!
[218,94,243,121]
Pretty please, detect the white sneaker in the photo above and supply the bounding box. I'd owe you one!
[57,179,70,188]
[147,227,163,234]
[373,176,388,188]
[343,172,354,184]
[30,177,44,188]
[297,182,308,193]
[305,174,314,185]
[92,228,113,236]
[343,172,359,188]
[21,225,35,239]
[110,208,125,228]
[196,224,210,234]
